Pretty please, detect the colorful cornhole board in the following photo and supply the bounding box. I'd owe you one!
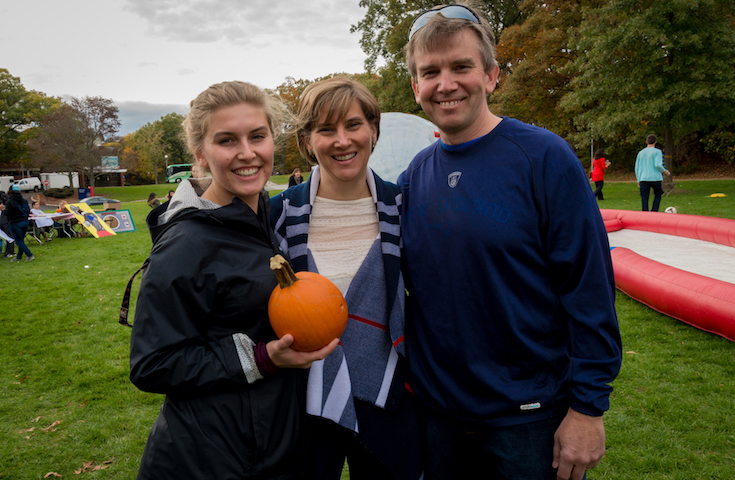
[67,203,116,238]
[98,210,136,233]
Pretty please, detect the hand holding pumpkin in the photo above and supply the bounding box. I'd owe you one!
[266,335,339,369]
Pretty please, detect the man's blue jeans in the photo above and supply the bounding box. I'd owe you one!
[639,180,664,211]
[423,408,583,480]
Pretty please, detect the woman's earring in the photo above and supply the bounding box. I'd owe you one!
[371,139,376,152]
[309,150,315,158]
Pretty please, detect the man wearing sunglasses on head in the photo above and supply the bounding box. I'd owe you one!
[397,4,622,480]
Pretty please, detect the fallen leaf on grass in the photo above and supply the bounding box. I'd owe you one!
[31,416,43,423]
[44,473,62,478]
[41,420,62,432]
[74,460,110,475]
[14,375,28,384]
[625,351,637,354]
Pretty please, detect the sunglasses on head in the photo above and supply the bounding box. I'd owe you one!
[408,4,481,41]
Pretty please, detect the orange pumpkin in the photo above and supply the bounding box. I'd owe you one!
[268,255,348,352]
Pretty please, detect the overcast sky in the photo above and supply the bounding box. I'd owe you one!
[1,0,370,135]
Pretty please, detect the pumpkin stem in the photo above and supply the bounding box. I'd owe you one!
[270,254,299,288]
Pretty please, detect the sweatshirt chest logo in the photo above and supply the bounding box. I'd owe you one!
[448,171,462,188]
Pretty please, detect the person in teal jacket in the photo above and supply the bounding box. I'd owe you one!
[635,134,670,211]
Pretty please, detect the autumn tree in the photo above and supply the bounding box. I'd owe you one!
[0,68,59,166]
[133,122,165,184]
[28,104,87,186]
[563,0,735,173]
[492,0,592,140]
[353,0,524,71]
[131,113,193,183]
[157,112,190,165]
[66,96,121,187]
[105,133,147,185]
[29,96,120,187]
[272,76,309,174]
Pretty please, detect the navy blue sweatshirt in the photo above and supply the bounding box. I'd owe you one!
[398,118,622,427]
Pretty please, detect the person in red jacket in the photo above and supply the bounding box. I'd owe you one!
[591,148,611,200]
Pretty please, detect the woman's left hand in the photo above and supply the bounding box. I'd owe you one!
[266,335,339,369]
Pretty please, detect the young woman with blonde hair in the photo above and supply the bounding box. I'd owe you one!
[130,80,337,480]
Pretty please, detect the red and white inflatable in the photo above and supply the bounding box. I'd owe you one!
[601,209,735,342]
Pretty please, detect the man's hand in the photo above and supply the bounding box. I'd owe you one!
[552,408,606,480]
[266,334,338,369]
[664,169,671,176]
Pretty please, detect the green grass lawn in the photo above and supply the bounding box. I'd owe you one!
[91,173,305,203]
[1,178,733,479]
[94,184,179,203]
[591,178,735,218]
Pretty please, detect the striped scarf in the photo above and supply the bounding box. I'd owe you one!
[271,166,404,432]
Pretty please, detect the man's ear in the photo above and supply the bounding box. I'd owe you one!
[485,65,500,95]
[411,77,421,104]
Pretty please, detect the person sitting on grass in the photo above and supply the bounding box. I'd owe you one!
[146,192,161,208]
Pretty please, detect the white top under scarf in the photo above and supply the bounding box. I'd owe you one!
[307,196,379,295]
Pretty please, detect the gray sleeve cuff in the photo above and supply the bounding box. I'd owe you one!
[232,333,264,384]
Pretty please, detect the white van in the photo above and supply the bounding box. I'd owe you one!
[0,176,14,193]
[14,177,42,192]
[39,172,79,189]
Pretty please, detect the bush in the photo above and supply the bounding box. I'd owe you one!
[45,187,75,198]
[703,128,735,164]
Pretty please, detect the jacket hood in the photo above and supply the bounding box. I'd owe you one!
[145,178,274,246]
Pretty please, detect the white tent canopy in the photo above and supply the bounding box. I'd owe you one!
[368,112,439,183]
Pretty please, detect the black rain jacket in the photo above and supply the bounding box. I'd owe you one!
[4,192,30,224]
[130,188,308,479]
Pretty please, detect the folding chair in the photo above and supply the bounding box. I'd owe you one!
[26,219,45,245]
[54,219,77,238]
